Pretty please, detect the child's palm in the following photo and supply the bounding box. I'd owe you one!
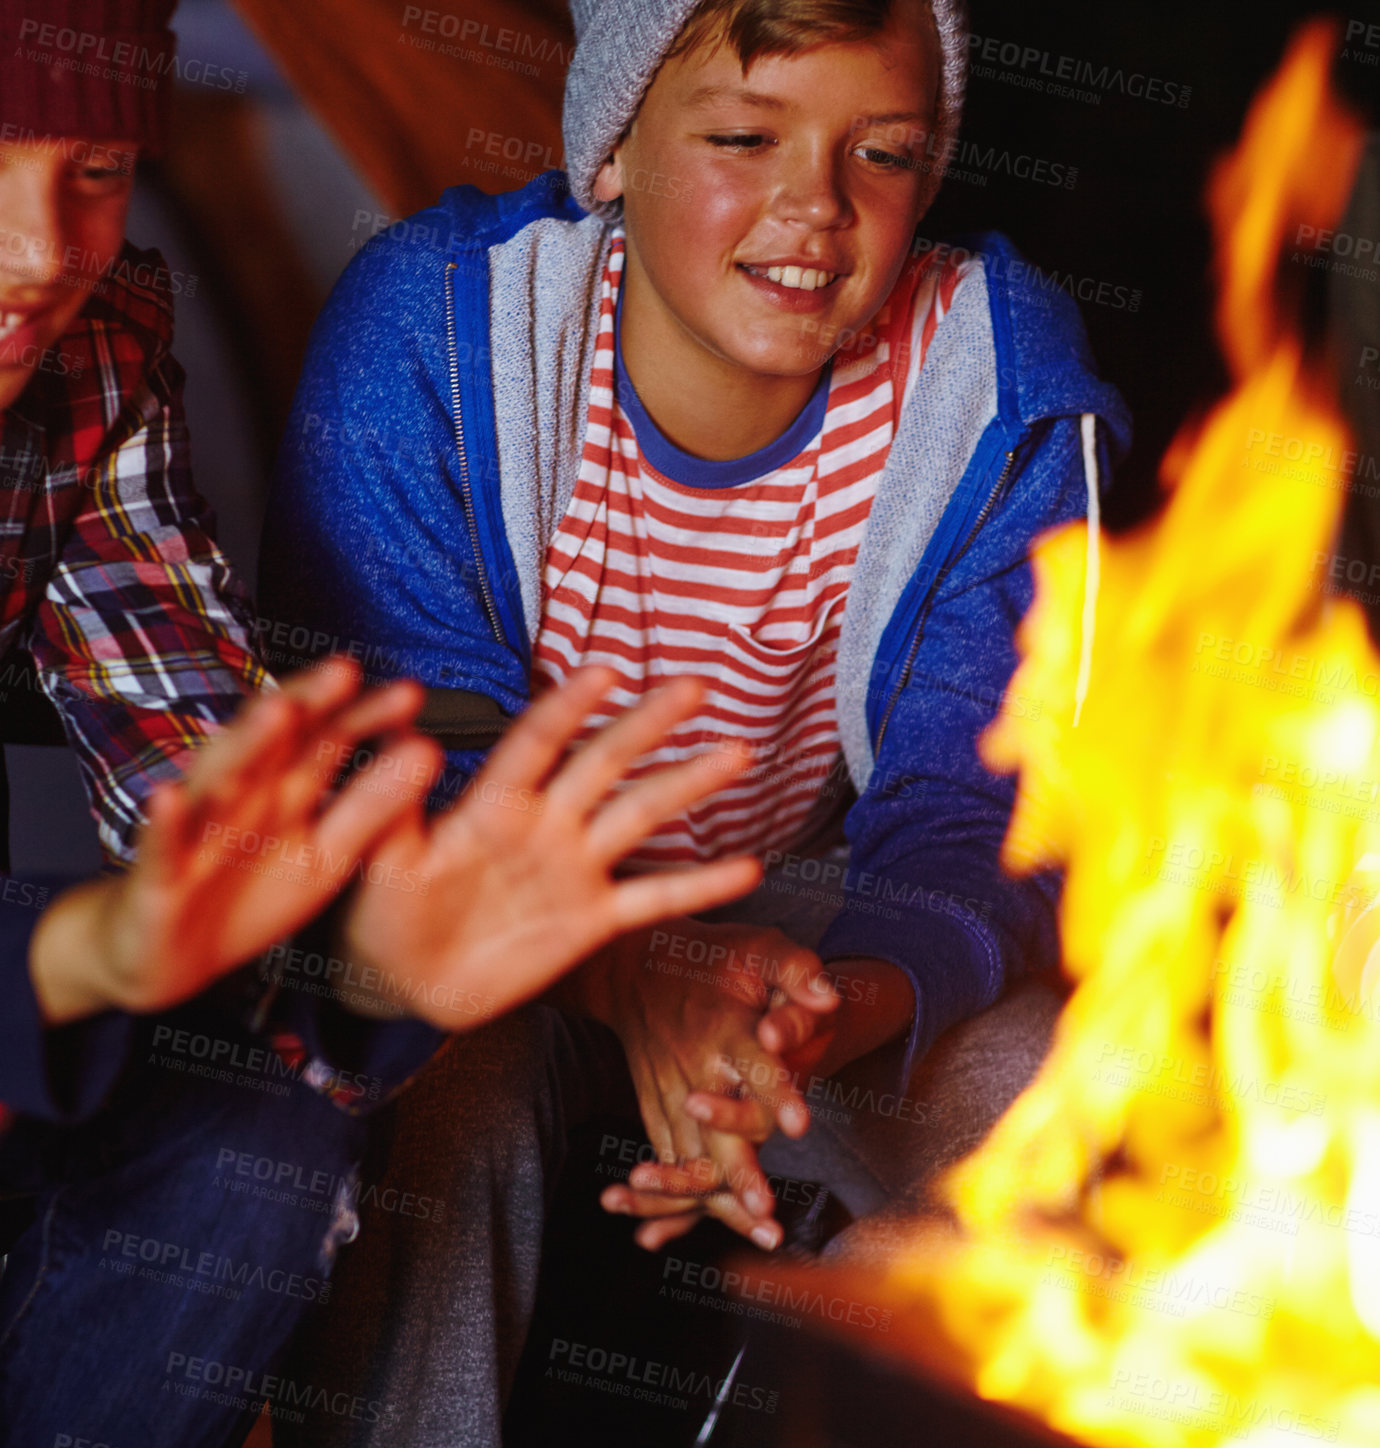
[338,670,759,1030]
[107,667,433,1014]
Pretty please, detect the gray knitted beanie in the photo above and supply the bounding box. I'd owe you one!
[562,0,968,219]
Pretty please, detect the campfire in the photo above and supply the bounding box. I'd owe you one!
[882,21,1380,1448]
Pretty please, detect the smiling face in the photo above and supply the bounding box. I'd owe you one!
[0,137,137,414]
[594,0,939,401]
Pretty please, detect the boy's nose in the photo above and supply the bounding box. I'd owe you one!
[0,173,65,293]
[773,150,851,229]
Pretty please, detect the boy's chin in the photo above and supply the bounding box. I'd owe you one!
[749,354,842,383]
[724,309,884,377]
[725,339,842,381]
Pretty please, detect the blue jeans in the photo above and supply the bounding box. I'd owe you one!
[0,1010,372,1448]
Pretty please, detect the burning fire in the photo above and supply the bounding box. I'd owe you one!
[889,22,1379,1447]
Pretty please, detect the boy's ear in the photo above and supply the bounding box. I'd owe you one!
[592,150,626,204]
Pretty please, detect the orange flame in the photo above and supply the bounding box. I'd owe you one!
[888,22,1377,1447]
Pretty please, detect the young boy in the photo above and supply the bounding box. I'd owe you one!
[261,0,1131,1439]
[0,0,460,1173]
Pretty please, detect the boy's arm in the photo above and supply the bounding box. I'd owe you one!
[15,347,455,1107]
[813,416,1098,1085]
[24,354,269,864]
[2,668,760,1135]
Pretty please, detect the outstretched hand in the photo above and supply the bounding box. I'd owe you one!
[336,668,763,1029]
[30,660,431,1024]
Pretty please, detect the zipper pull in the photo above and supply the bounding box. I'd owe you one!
[995,448,1018,503]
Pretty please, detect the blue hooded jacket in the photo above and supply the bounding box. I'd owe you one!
[260,171,1131,1080]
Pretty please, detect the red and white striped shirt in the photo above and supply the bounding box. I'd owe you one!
[533,233,971,865]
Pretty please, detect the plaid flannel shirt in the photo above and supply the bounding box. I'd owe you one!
[0,240,268,864]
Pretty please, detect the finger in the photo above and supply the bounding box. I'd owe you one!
[712,1037,811,1140]
[544,675,707,815]
[759,948,840,1014]
[686,1069,777,1143]
[328,677,426,739]
[601,1184,705,1217]
[628,1159,723,1197]
[626,1158,775,1227]
[135,779,195,882]
[275,656,362,710]
[312,733,443,871]
[664,1089,710,1177]
[304,680,428,788]
[615,1186,778,1250]
[180,691,298,807]
[628,1063,684,1189]
[702,1191,782,1249]
[633,1214,702,1251]
[684,1090,778,1140]
[276,682,428,821]
[706,1131,776,1219]
[758,1001,830,1057]
[609,857,763,934]
[466,667,619,803]
[586,743,753,864]
[347,728,443,804]
[701,1050,773,1132]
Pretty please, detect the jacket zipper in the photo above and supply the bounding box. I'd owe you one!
[872,445,1020,758]
[445,259,505,647]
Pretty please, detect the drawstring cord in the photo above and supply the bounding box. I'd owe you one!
[1074,412,1101,728]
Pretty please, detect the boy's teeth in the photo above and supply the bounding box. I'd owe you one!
[0,312,23,339]
[762,266,836,292]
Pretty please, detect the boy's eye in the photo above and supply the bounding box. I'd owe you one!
[704,133,770,151]
[853,145,915,170]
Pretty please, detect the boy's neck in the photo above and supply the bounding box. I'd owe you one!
[618,266,824,464]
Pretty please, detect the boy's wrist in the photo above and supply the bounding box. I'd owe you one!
[811,956,917,1078]
[312,893,412,1022]
[28,878,125,1027]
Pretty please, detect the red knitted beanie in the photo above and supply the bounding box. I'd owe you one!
[0,1,177,154]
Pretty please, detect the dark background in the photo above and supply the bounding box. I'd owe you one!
[926,0,1380,528]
